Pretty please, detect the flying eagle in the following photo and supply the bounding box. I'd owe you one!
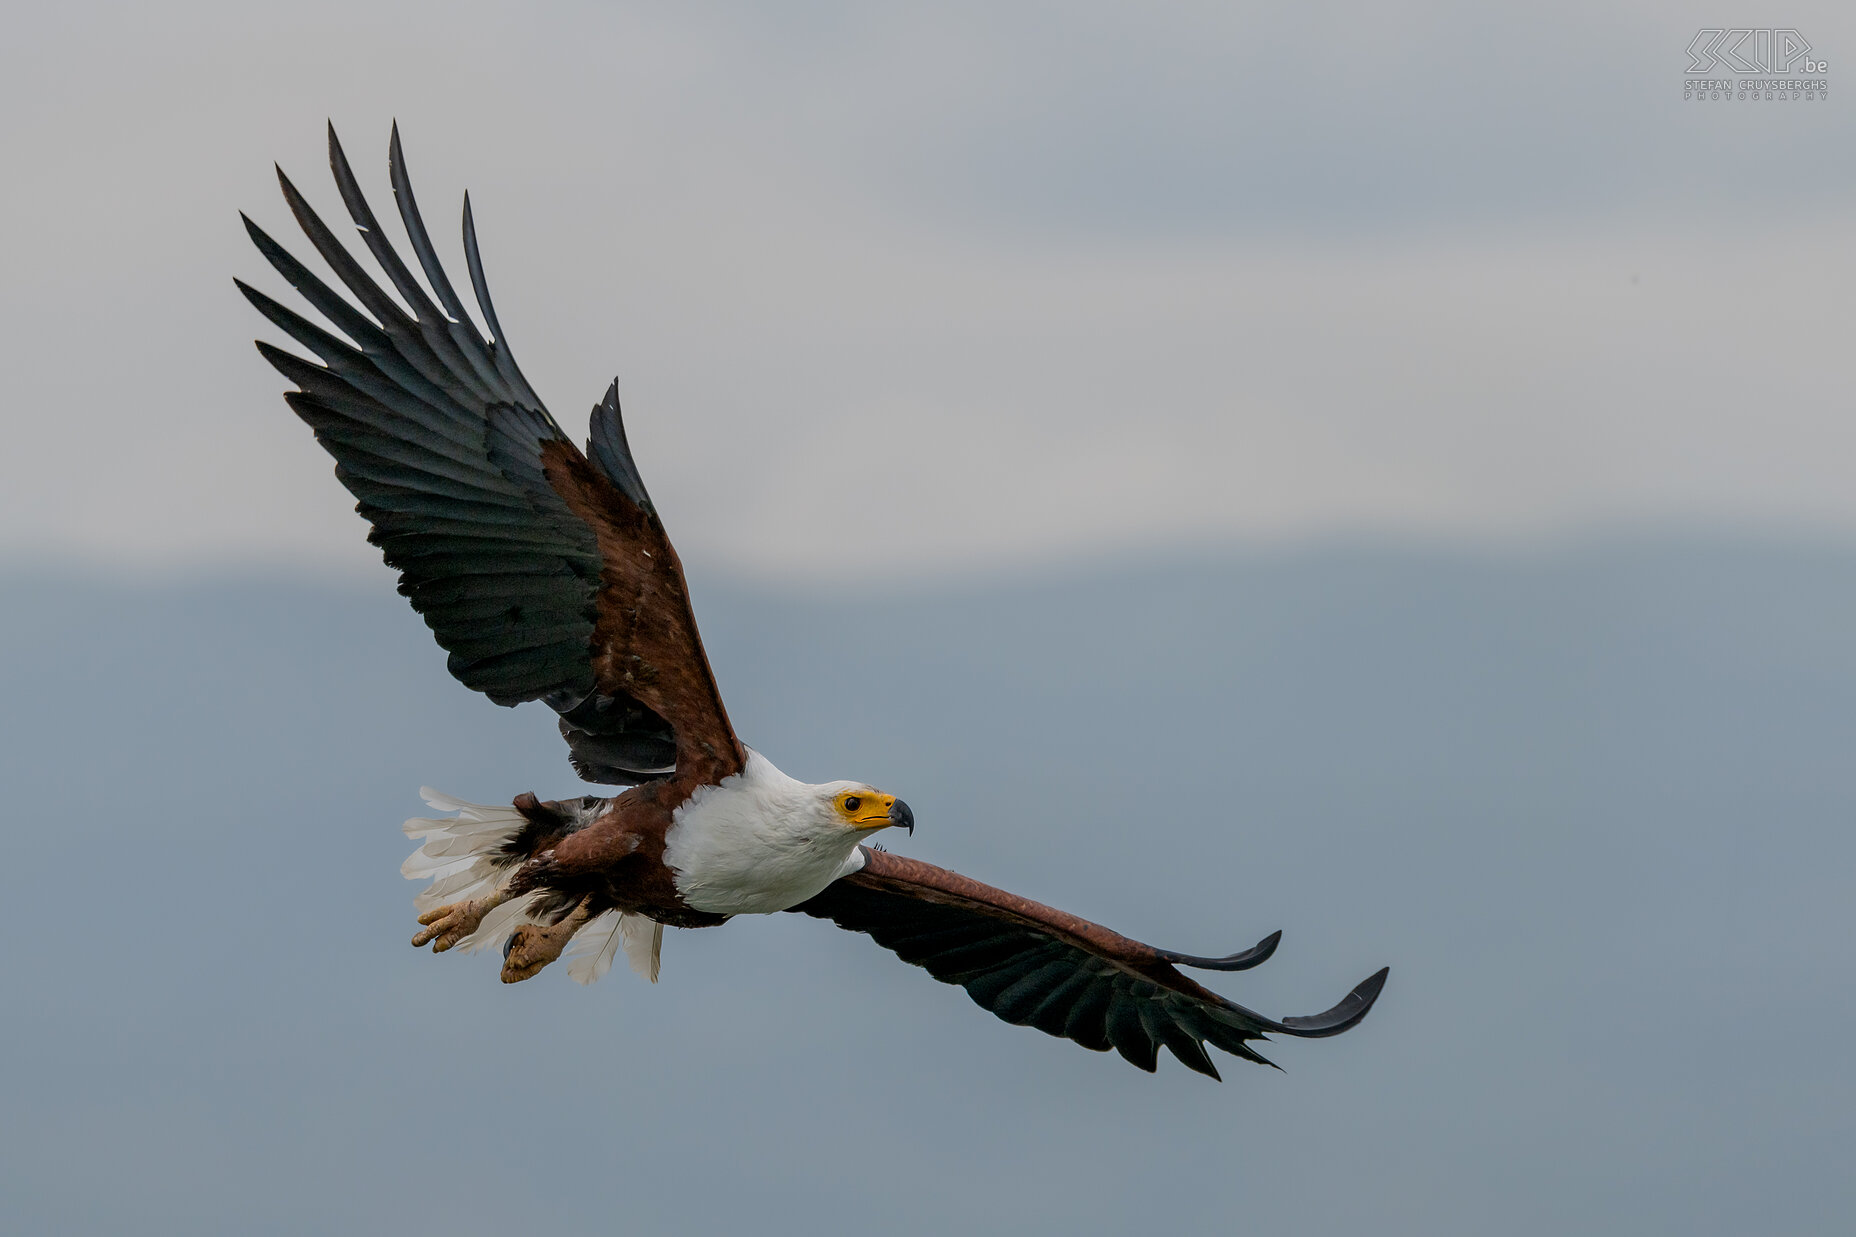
[237,125,1388,1079]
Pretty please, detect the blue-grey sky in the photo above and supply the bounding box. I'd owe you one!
[3,545,1853,1233]
[2,1,1853,577]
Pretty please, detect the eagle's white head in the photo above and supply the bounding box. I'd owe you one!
[663,749,913,916]
[805,779,915,836]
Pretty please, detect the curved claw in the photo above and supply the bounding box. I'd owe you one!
[1272,966,1390,1039]
[1157,929,1282,972]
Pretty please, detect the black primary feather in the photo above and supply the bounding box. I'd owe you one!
[240,124,673,780]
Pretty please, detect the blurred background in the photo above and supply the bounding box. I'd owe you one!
[3,2,1852,1233]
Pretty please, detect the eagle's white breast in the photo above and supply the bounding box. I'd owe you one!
[662,749,868,916]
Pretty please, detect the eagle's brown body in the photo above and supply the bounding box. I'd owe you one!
[504,789,730,930]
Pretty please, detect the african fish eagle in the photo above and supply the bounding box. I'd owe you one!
[236,124,1388,1078]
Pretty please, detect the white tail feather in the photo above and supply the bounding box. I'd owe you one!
[402,796,526,877]
[412,859,504,913]
[621,915,664,982]
[564,912,625,984]
[563,911,664,984]
[416,786,507,815]
[417,862,498,906]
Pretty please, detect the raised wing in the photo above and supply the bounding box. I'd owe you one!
[790,848,1387,1078]
[239,124,743,788]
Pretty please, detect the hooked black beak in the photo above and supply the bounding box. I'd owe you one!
[889,798,914,835]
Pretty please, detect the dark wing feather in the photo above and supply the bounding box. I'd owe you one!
[240,124,742,787]
[790,848,1387,1078]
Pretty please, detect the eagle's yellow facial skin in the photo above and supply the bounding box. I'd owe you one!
[834,789,898,829]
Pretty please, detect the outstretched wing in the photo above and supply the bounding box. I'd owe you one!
[239,124,743,788]
[790,848,1387,1078]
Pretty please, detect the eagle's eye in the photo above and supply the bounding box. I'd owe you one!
[844,795,862,813]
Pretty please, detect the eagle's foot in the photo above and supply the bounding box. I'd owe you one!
[500,903,592,983]
[411,895,499,952]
